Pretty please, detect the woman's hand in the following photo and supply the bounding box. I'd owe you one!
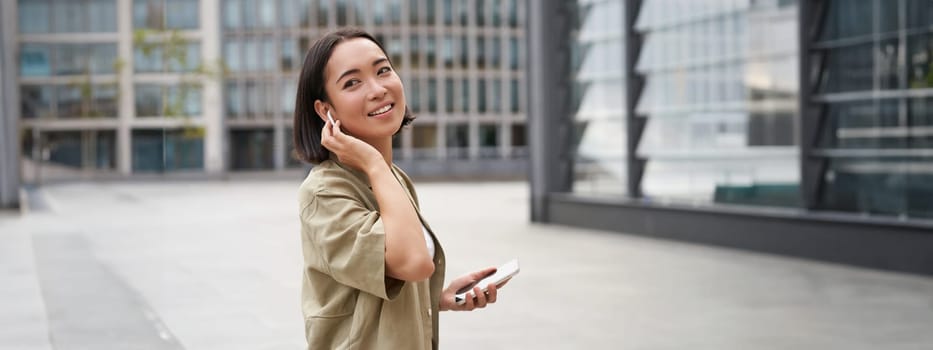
[440,267,508,312]
[320,119,384,173]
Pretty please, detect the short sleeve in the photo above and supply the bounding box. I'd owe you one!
[300,189,404,300]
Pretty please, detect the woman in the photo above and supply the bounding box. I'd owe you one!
[293,28,504,349]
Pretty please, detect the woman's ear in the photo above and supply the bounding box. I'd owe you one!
[313,100,329,123]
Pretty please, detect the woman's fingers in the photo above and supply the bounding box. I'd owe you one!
[485,283,498,304]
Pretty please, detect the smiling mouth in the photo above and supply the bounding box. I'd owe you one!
[367,104,394,117]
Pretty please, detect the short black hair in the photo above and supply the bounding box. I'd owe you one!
[292,27,414,164]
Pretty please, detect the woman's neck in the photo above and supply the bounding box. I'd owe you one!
[366,137,393,165]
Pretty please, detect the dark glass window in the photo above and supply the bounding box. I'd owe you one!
[445,78,455,113]
[230,129,275,170]
[20,85,54,119]
[133,129,204,172]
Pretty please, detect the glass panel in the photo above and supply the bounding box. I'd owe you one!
[53,0,84,33]
[408,78,421,112]
[258,0,276,27]
[908,32,933,89]
[224,40,242,72]
[166,131,204,170]
[479,124,497,147]
[477,79,487,113]
[820,0,873,41]
[389,0,402,25]
[444,78,455,113]
[45,131,83,169]
[280,0,297,27]
[166,0,199,29]
[907,0,933,31]
[509,79,519,113]
[135,84,162,117]
[166,85,203,117]
[491,79,501,112]
[90,44,118,74]
[20,44,52,77]
[426,0,436,25]
[230,129,275,169]
[56,86,83,119]
[224,0,242,29]
[18,0,50,34]
[226,83,242,118]
[427,78,438,112]
[819,100,904,150]
[20,85,54,119]
[821,158,933,219]
[134,0,165,29]
[55,45,88,76]
[509,37,519,70]
[92,84,118,117]
[445,124,469,159]
[134,45,163,73]
[88,0,118,32]
[461,79,470,112]
[281,80,297,115]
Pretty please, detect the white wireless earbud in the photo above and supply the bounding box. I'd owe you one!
[326,110,335,124]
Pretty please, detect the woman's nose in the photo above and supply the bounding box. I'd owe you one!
[367,81,388,100]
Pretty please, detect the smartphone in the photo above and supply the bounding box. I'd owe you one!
[454,258,520,305]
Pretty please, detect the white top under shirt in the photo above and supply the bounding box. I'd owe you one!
[423,225,435,258]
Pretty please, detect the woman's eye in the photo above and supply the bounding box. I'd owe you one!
[343,79,360,88]
[378,66,392,75]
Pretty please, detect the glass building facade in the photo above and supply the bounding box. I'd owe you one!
[808,0,933,218]
[529,0,933,275]
[220,0,528,174]
[9,0,527,181]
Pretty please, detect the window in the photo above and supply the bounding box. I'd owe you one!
[409,79,422,112]
[281,80,297,115]
[510,124,525,147]
[479,124,499,158]
[134,0,199,30]
[445,124,469,159]
[445,78,455,113]
[230,129,275,170]
[224,40,242,72]
[460,36,469,68]
[413,125,437,148]
[478,79,487,113]
[19,44,52,77]
[389,0,402,25]
[443,36,455,68]
[20,85,54,119]
[134,42,200,73]
[224,0,242,29]
[133,129,204,172]
[280,37,298,72]
[55,44,118,76]
[258,0,276,28]
[509,37,519,70]
[54,84,118,119]
[225,83,242,118]
[135,84,203,117]
[18,0,51,34]
[491,79,501,112]
[510,79,520,113]
[427,78,438,112]
[461,79,470,112]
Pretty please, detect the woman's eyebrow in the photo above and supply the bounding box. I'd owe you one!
[336,57,390,84]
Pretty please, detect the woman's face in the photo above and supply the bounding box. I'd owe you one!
[319,38,406,144]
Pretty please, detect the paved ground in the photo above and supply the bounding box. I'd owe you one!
[2,180,933,350]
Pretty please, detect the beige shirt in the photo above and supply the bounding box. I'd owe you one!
[298,159,446,350]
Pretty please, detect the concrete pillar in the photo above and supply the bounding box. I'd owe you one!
[0,0,22,209]
[117,0,133,175]
[202,0,224,174]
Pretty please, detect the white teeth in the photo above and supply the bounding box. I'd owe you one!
[368,104,392,116]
